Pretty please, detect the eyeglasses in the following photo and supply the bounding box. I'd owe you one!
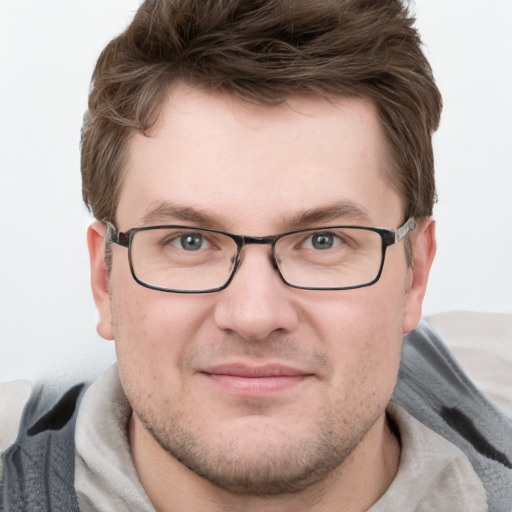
[104,217,416,293]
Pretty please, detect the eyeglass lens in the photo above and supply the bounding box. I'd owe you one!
[128,226,384,292]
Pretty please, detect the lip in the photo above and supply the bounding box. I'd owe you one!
[201,364,312,395]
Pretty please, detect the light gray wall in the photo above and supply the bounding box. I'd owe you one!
[1,0,511,383]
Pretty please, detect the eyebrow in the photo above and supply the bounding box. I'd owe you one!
[140,200,371,233]
[280,201,371,230]
[140,202,229,230]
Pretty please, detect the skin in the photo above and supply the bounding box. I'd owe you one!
[88,84,436,512]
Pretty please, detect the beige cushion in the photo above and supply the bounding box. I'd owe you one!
[426,311,512,418]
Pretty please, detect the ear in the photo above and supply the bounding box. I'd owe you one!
[402,218,437,333]
[87,221,114,340]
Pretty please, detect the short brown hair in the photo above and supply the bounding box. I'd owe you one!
[81,0,442,223]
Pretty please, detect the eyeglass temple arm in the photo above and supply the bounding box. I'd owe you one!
[394,218,417,243]
[103,221,130,249]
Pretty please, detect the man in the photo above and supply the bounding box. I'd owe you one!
[1,0,511,510]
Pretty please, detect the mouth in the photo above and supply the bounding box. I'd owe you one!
[200,364,313,396]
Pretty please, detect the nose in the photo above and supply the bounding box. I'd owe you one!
[213,245,300,341]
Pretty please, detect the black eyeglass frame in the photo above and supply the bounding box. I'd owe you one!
[104,217,417,294]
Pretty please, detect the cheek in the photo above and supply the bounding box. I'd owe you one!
[303,268,407,400]
[109,273,215,389]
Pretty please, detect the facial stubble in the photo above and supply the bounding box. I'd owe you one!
[130,381,383,497]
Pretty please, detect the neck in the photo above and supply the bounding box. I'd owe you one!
[129,412,400,512]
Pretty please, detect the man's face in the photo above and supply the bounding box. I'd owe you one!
[90,85,432,494]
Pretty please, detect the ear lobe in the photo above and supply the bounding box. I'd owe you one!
[87,221,114,340]
[402,218,437,334]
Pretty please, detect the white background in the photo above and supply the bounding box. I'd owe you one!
[1,0,511,383]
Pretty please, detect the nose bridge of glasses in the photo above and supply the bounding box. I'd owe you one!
[241,234,278,246]
[235,235,280,270]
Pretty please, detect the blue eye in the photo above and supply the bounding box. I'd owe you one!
[312,233,334,249]
[305,232,341,250]
[176,233,207,251]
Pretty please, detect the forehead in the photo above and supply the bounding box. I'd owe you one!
[118,85,402,231]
